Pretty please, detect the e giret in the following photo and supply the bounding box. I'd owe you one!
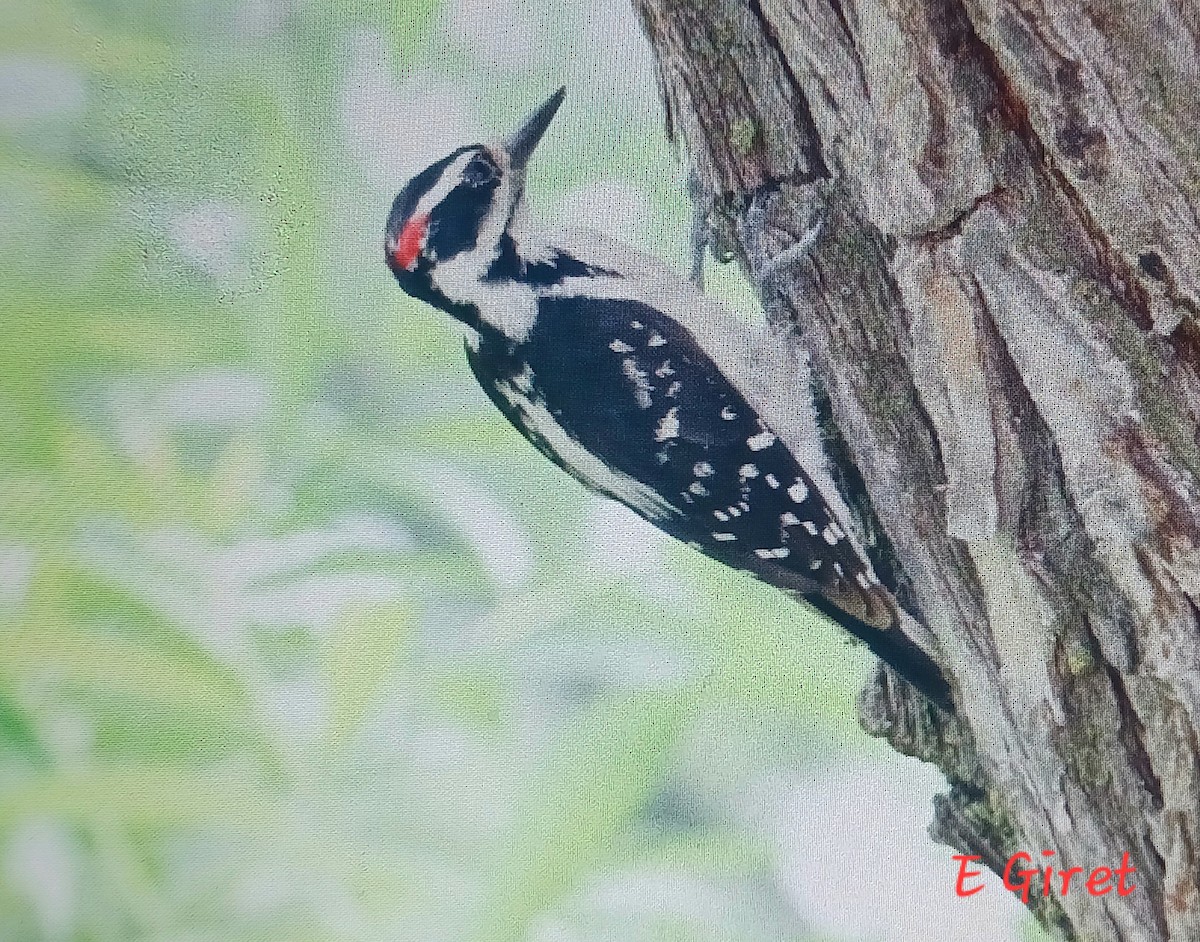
[953,851,1138,904]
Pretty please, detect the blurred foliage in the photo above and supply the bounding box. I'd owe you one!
[0,1,1003,941]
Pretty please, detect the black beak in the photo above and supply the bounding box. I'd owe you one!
[507,86,566,173]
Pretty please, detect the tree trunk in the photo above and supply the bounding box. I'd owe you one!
[631,1,1200,939]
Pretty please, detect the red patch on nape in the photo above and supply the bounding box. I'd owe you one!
[392,213,430,271]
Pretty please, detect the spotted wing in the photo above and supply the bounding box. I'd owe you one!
[521,295,895,628]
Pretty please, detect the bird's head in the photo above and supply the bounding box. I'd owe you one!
[384,87,566,316]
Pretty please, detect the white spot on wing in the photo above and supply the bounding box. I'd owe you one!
[688,481,709,496]
[648,333,667,347]
[413,150,476,220]
[622,358,654,408]
[747,429,777,451]
[754,547,791,559]
[610,339,634,353]
[654,360,675,377]
[720,406,737,421]
[693,462,714,477]
[738,463,759,479]
[712,532,736,541]
[788,479,809,503]
[781,511,801,526]
[655,407,680,442]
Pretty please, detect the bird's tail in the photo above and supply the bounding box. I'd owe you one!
[803,593,953,711]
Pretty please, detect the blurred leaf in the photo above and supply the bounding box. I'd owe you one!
[477,689,695,942]
[0,691,48,766]
[0,765,276,825]
[2,620,250,725]
[5,559,259,743]
[324,600,415,745]
[426,664,506,728]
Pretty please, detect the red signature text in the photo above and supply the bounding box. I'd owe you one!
[953,851,1138,903]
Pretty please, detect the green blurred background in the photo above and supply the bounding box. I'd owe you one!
[1,1,1043,939]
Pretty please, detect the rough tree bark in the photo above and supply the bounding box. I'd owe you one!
[631,1,1200,939]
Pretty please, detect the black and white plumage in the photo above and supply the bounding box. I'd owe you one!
[384,88,951,708]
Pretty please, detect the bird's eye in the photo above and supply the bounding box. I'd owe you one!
[463,155,497,188]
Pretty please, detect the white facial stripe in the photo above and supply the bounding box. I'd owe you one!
[414,151,476,221]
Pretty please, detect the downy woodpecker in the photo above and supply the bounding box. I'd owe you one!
[384,88,951,709]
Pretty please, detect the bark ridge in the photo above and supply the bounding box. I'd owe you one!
[633,1,1200,939]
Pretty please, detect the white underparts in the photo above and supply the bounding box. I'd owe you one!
[494,373,679,522]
